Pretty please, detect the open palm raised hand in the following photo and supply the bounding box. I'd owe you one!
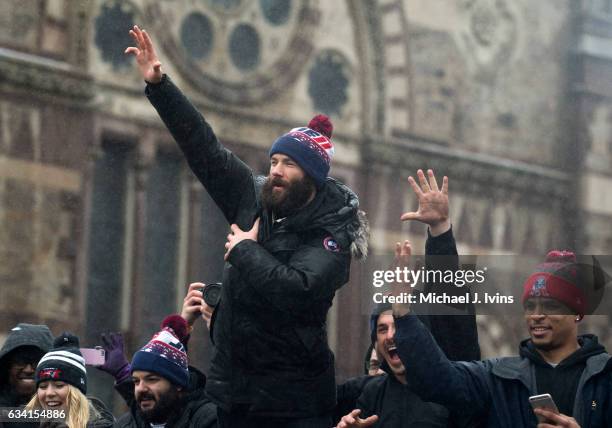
[400,169,450,236]
[125,25,163,84]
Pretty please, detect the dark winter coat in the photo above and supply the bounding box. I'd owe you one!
[395,314,612,427]
[145,75,368,418]
[114,366,216,428]
[0,323,53,407]
[417,229,480,363]
[357,372,449,428]
[335,375,378,424]
[338,228,480,428]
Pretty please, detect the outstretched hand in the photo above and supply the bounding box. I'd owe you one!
[125,25,163,84]
[401,169,450,236]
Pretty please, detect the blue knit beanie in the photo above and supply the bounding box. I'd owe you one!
[131,318,189,388]
[269,115,335,188]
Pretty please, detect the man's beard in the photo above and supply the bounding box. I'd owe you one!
[137,387,182,424]
[261,175,316,218]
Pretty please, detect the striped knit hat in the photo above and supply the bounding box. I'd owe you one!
[36,332,87,394]
[269,115,335,189]
[131,316,190,388]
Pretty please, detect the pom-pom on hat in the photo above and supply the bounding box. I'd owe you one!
[36,332,87,394]
[131,316,189,388]
[161,315,190,346]
[522,250,608,316]
[269,114,335,189]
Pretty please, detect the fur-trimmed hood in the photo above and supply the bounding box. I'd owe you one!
[329,178,369,260]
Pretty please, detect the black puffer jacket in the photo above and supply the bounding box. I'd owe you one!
[114,367,216,428]
[146,75,368,418]
[0,323,53,407]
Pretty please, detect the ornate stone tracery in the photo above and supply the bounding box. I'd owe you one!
[132,0,321,105]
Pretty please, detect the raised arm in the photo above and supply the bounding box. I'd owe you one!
[400,169,480,361]
[424,228,481,361]
[126,26,255,225]
[95,332,135,406]
[393,312,490,415]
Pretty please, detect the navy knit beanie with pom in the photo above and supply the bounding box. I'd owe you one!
[269,114,335,188]
[131,315,190,388]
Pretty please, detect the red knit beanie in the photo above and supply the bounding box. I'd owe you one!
[522,250,607,316]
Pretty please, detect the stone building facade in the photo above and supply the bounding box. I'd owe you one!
[1,0,612,404]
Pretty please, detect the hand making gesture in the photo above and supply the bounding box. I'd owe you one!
[125,25,163,84]
[401,169,450,236]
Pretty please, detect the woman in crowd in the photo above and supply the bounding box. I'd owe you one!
[25,332,113,428]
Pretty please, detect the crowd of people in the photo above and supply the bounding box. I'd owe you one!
[1,25,611,427]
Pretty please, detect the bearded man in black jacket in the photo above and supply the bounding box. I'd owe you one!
[126,26,368,428]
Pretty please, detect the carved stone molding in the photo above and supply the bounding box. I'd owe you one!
[373,0,412,136]
[362,137,570,201]
[0,49,94,100]
[69,0,94,68]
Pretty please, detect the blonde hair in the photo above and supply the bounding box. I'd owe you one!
[25,383,99,428]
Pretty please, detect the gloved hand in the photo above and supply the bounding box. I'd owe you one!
[98,332,131,383]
